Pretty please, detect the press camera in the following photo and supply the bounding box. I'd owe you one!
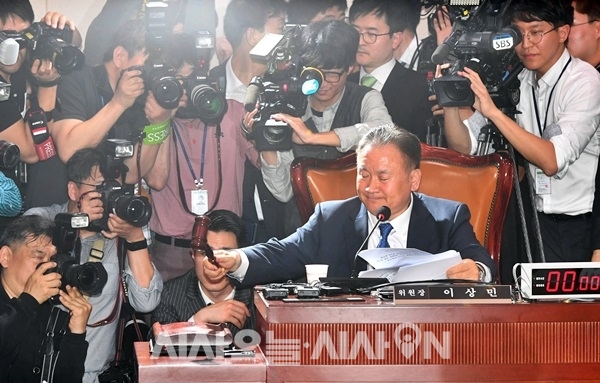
[0,140,20,172]
[45,213,108,297]
[89,139,152,232]
[17,22,85,75]
[428,0,524,108]
[243,25,324,151]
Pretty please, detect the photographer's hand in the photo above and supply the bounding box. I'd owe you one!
[59,286,92,334]
[22,262,61,304]
[39,11,82,47]
[242,107,258,136]
[112,68,145,111]
[77,190,104,222]
[433,6,453,46]
[458,67,502,120]
[145,91,172,124]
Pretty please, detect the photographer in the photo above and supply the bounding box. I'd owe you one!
[0,215,91,383]
[441,0,600,263]
[0,1,82,205]
[24,148,162,383]
[37,18,173,210]
[244,20,392,234]
[146,31,261,281]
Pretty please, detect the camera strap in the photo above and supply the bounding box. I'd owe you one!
[37,305,67,383]
[531,56,571,136]
[87,238,122,328]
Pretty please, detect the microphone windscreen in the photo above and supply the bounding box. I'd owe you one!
[376,206,391,221]
[243,84,261,112]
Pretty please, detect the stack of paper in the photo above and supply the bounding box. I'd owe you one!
[357,248,462,283]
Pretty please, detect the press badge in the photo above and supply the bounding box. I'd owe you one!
[191,189,209,215]
[535,169,551,195]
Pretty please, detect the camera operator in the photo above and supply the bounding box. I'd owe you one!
[441,0,600,263]
[36,18,173,210]
[0,215,91,383]
[0,1,81,191]
[24,148,163,383]
[243,20,392,234]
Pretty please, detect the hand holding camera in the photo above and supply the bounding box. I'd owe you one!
[144,90,172,125]
[114,67,145,111]
[58,285,92,334]
[23,261,61,304]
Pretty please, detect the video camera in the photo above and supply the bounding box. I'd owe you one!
[243,25,324,151]
[89,139,153,232]
[428,0,524,108]
[0,140,20,172]
[46,213,108,298]
[15,22,85,76]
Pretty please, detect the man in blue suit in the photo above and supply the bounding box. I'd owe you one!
[204,126,495,285]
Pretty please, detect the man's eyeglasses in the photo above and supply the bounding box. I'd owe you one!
[521,25,559,45]
[320,69,346,83]
[356,30,391,44]
[571,20,598,28]
[74,181,104,189]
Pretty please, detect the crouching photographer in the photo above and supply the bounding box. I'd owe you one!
[24,147,163,383]
[0,214,92,383]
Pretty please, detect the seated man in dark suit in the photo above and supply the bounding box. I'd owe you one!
[348,0,433,142]
[151,210,254,338]
[203,126,495,286]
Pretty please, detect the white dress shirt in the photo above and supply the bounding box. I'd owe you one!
[397,35,419,71]
[359,58,397,92]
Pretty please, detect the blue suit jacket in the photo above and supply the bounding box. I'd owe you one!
[240,194,496,286]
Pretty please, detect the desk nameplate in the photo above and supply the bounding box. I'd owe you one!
[393,284,512,304]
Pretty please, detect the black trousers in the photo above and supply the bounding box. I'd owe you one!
[538,212,592,263]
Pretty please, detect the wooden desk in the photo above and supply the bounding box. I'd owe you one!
[255,292,600,382]
[134,342,267,383]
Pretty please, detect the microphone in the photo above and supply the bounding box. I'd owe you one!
[351,206,391,278]
[243,76,263,112]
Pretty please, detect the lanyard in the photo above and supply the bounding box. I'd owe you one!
[531,57,571,136]
[172,119,209,189]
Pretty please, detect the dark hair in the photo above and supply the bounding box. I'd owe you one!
[287,0,347,25]
[207,209,246,247]
[299,20,359,70]
[349,0,421,34]
[507,0,573,28]
[573,0,600,21]
[0,215,53,251]
[66,148,105,184]
[357,125,421,171]
[223,0,287,49]
[0,0,34,26]
[162,33,198,72]
[102,18,147,63]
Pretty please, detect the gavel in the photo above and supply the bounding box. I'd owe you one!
[190,215,214,261]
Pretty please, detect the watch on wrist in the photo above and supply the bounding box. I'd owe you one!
[124,239,148,251]
[476,263,486,282]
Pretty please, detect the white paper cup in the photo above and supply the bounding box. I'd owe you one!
[305,264,329,284]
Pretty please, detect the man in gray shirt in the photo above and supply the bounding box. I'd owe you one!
[25,148,162,383]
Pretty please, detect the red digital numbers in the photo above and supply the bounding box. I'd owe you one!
[545,270,600,293]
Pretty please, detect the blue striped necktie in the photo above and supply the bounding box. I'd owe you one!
[377,223,393,248]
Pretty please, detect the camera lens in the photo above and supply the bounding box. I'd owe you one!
[0,140,20,170]
[113,195,152,227]
[53,45,85,74]
[64,262,108,296]
[443,80,472,102]
[190,84,228,125]
[153,77,183,109]
[263,126,288,145]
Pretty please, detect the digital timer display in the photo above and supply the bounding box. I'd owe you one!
[531,268,600,296]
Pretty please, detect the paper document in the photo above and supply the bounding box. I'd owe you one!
[357,248,462,283]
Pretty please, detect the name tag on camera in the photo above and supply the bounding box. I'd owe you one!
[191,189,209,215]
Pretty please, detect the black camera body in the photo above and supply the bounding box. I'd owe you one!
[21,22,84,75]
[0,140,20,171]
[430,0,523,108]
[89,139,152,232]
[142,62,184,110]
[46,213,108,297]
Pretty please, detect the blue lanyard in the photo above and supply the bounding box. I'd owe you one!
[531,57,571,136]
[172,120,209,189]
